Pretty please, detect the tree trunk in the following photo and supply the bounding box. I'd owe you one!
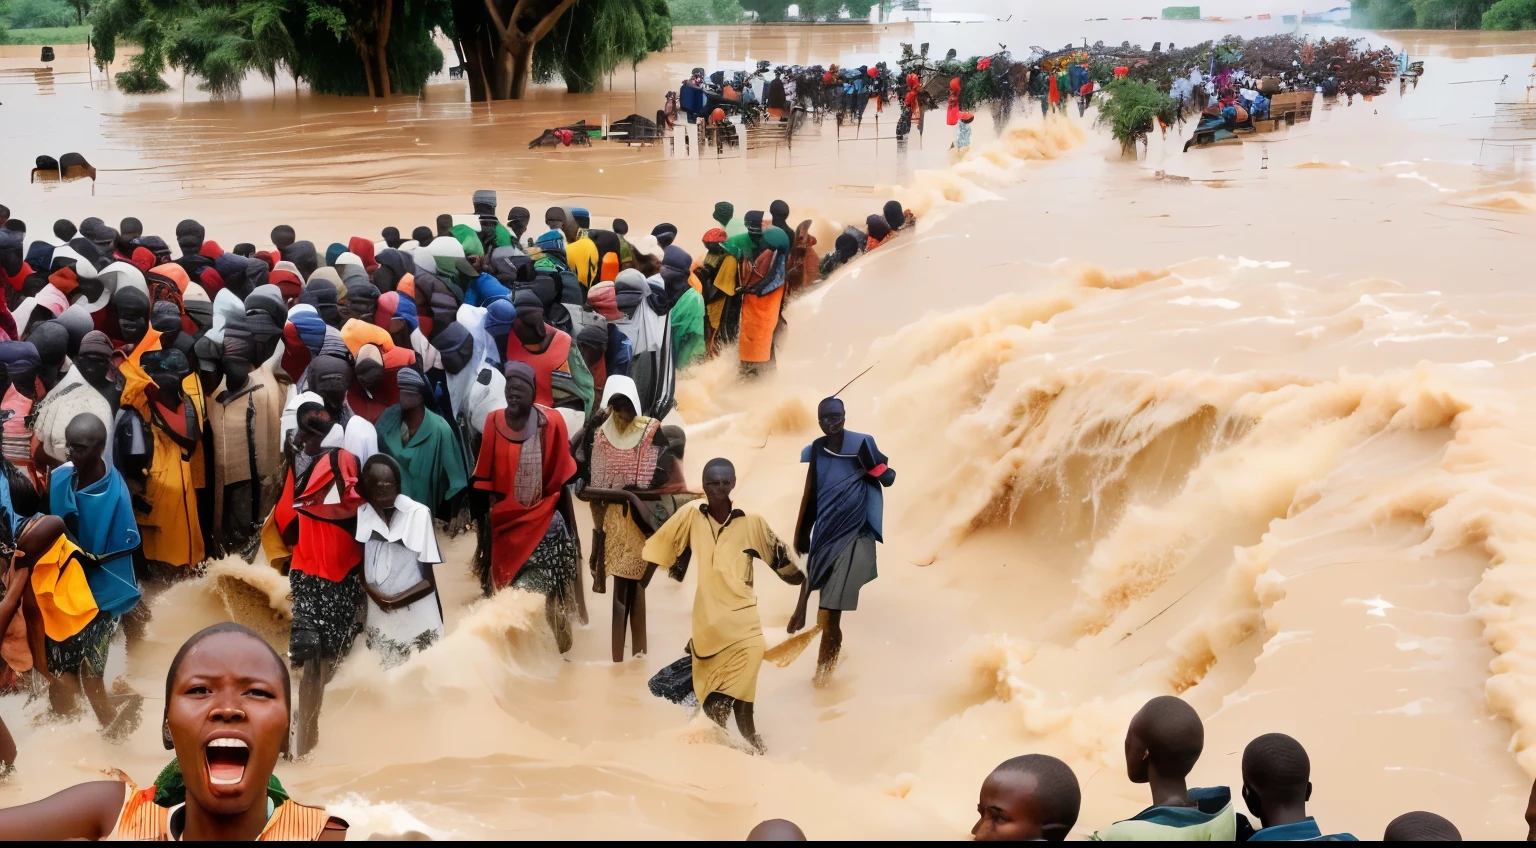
[463,34,492,102]
[508,38,534,99]
[375,1,393,97]
[354,36,378,97]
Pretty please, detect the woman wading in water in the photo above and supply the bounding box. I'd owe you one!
[0,622,347,840]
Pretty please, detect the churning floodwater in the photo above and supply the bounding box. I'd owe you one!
[2,15,1536,839]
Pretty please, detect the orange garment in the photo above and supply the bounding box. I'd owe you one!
[29,535,96,641]
[108,774,342,840]
[471,408,576,588]
[738,287,785,364]
[600,253,619,283]
[504,325,574,409]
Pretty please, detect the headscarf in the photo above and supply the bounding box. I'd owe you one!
[325,242,347,267]
[214,253,251,293]
[348,237,379,273]
[651,223,678,248]
[883,200,906,232]
[431,322,471,369]
[713,202,734,228]
[744,210,765,237]
[576,323,609,351]
[138,235,173,266]
[183,285,213,334]
[373,249,410,292]
[286,304,332,355]
[57,305,95,355]
[269,262,304,302]
[587,282,622,321]
[343,279,381,321]
[306,354,353,392]
[451,224,485,258]
[244,284,288,329]
[283,241,319,280]
[614,269,648,318]
[762,227,791,254]
[866,214,892,242]
[503,361,536,391]
[79,218,117,253]
[376,291,418,333]
[703,228,728,246]
[834,232,859,261]
[483,298,515,338]
[0,341,41,378]
[395,366,428,397]
[28,321,69,366]
[770,200,791,230]
[222,329,255,362]
[78,330,114,359]
[150,300,183,335]
[299,278,344,328]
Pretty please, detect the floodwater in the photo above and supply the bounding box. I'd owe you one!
[3,17,1536,840]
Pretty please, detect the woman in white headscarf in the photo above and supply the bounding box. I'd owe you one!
[575,376,688,663]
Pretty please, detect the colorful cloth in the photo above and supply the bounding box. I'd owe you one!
[273,447,364,583]
[472,408,576,588]
[50,465,142,617]
[375,405,468,518]
[356,496,443,668]
[1089,786,1238,841]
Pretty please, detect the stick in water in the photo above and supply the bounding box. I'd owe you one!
[764,625,824,667]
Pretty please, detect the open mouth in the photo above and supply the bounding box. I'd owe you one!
[205,738,250,787]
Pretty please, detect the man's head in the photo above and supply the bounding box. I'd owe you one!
[64,413,108,475]
[512,289,544,333]
[1240,733,1311,828]
[53,219,77,242]
[119,217,144,240]
[702,457,736,506]
[354,346,384,392]
[116,288,151,344]
[271,225,296,250]
[175,219,205,255]
[1125,695,1203,785]
[397,367,428,412]
[380,226,401,248]
[310,355,353,407]
[221,332,254,387]
[972,754,1081,842]
[817,397,845,439]
[543,205,566,233]
[436,214,454,237]
[746,819,806,841]
[411,225,434,245]
[75,331,114,387]
[504,361,536,418]
[344,280,381,324]
[1382,811,1460,842]
[507,207,531,238]
[571,207,591,230]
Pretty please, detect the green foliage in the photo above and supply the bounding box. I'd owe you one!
[5,24,92,41]
[797,0,847,19]
[1353,0,1498,27]
[739,0,788,20]
[1161,6,1199,20]
[90,0,446,98]
[533,0,671,94]
[1095,78,1176,156]
[670,0,745,25]
[1484,0,1536,27]
[5,0,78,29]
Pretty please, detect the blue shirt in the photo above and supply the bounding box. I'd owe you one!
[50,464,142,617]
[1250,817,1358,842]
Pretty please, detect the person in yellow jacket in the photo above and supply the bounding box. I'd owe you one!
[115,329,206,584]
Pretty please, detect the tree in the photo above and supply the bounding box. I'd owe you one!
[669,0,743,25]
[1411,0,1496,27]
[4,0,80,29]
[91,0,444,98]
[1351,0,1421,27]
[533,0,669,94]
[739,0,788,20]
[453,0,578,101]
[1483,0,1536,27]
[1095,78,1177,157]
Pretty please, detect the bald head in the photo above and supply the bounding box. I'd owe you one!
[1126,695,1204,783]
[746,819,806,841]
[65,413,108,480]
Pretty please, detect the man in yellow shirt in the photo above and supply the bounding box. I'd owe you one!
[643,458,803,753]
[566,207,599,288]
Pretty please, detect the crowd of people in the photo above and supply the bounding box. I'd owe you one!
[0,194,912,779]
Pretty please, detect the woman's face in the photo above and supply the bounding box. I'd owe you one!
[363,464,399,515]
[167,632,288,818]
[608,394,636,424]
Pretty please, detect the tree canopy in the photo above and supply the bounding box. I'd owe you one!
[668,0,743,25]
[1352,0,1501,28]
[533,0,671,93]
[90,0,449,97]
[1483,0,1536,28]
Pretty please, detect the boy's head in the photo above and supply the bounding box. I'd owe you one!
[972,754,1080,842]
[1240,733,1311,828]
[1125,695,1203,785]
[271,224,296,249]
[1383,811,1460,841]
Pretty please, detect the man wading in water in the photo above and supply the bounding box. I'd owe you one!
[643,458,803,753]
[789,397,895,685]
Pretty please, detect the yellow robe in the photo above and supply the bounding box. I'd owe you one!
[643,504,800,702]
[121,331,207,571]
